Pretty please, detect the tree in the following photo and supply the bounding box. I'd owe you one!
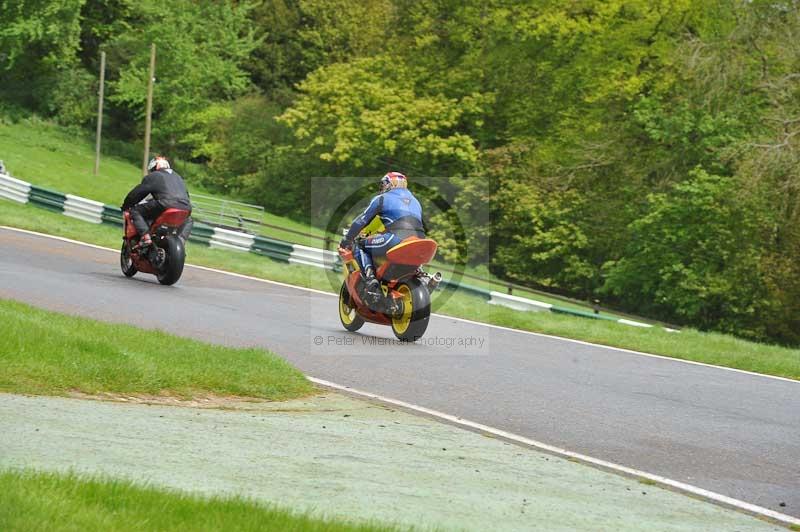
[0,0,85,71]
[278,55,487,176]
[0,0,90,123]
[245,0,393,95]
[493,181,595,295]
[602,169,770,338]
[107,0,257,158]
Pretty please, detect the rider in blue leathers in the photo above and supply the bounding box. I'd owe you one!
[340,172,426,305]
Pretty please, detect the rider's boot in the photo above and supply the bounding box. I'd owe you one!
[138,233,152,248]
[362,266,382,308]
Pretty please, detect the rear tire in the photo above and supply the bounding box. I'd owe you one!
[156,236,185,286]
[391,279,430,342]
[339,281,364,332]
[120,241,137,277]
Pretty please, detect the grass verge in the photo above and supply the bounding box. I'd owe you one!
[2,199,799,381]
[0,298,314,400]
[0,469,398,532]
[0,118,333,246]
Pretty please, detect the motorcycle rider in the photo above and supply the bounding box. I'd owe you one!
[339,172,427,306]
[121,156,193,246]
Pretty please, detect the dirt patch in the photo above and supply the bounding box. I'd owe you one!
[68,390,274,409]
[66,390,367,413]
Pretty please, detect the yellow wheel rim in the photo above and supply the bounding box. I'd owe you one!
[392,284,413,334]
[339,289,357,325]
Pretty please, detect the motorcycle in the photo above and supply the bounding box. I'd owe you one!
[338,236,442,342]
[120,208,190,285]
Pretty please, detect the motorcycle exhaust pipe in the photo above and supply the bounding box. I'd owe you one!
[428,271,442,291]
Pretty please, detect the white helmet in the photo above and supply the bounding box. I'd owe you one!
[147,156,171,172]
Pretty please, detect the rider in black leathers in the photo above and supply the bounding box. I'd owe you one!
[121,156,193,245]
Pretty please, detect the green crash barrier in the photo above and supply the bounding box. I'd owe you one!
[188,223,214,245]
[251,235,293,262]
[101,205,123,226]
[440,279,492,300]
[28,185,66,213]
[550,306,619,322]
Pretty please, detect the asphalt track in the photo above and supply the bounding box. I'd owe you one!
[2,227,799,521]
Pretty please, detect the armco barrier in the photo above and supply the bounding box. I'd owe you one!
[0,174,31,203]
[210,226,255,252]
[189,223,214,245]
[251,235,292,262]
[63,194,104,224]
[551,306,619,322]
[289,244,339,269]
[618,318,654,328]
[440,279,491,300]
[102,204,123,226]
[488,291,552,312]
[28,185,66,212]
[489,289,679,331]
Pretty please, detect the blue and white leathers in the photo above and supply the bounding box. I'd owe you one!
[345,188,424,272]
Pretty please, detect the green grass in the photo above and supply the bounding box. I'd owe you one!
[0,118,333,246]
[0,298,314,399]
[0,469,400,532]
[2,199,799,381]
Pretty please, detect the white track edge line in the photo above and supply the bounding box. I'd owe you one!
[3,224,798,386]
[308,376,800,527]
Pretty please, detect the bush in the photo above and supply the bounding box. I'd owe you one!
[48,67,97,127]
[602,169,771,339]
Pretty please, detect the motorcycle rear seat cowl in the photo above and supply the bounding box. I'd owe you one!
[385,237,437,265]
[153,208,190,227]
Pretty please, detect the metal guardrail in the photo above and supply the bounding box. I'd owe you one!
[0,173,30,203]
[29,185,66,212]
[251,236,294,262]
[191,194,264,235]
[64,194,104,224]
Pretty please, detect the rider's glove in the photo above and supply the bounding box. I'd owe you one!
[339,238,352,250]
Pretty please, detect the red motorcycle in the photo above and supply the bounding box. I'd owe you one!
[338,237,441,342]
[120,208,190,285]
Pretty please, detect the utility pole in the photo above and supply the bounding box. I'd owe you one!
[142,43,156,176]
[93,51,106,176]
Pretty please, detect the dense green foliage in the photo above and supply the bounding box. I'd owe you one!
[2,0,799,344]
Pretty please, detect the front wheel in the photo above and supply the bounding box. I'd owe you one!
[156,236,185,286]
[120,241,137,277]
[391,279,431,342]
[339,281,364,332]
